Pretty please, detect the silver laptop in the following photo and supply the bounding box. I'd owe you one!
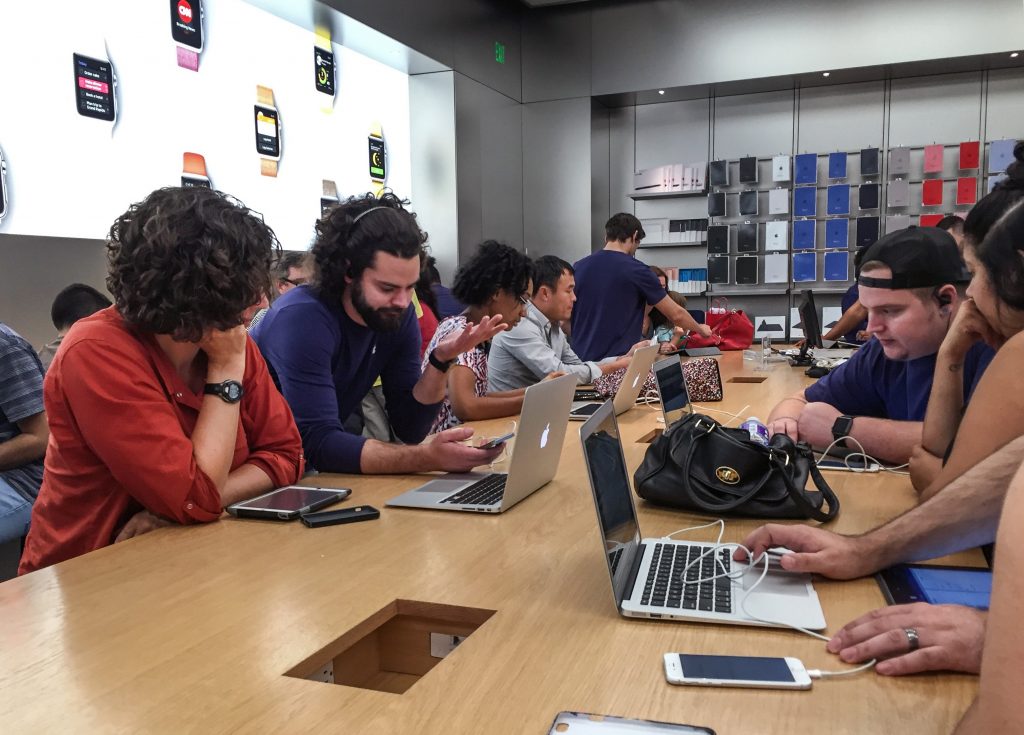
[579,401,826,630]
[569,344,660,421]
[652,356,692,428]
[386,374,577,514]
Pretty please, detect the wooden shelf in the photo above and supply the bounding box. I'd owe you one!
[638,241,707,249]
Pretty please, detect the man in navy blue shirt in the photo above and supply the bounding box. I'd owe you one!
[768,227,994,464]
[570,214,713,362]
[254,194,505,475]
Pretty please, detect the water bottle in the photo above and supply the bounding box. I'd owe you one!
[758,334,771,371]
[741,417,770,446]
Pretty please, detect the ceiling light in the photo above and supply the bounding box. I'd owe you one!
[658,90,665,95]
[1012,52,1020,58]
[822,72,831,77]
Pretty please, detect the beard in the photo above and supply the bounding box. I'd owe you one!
[350,279,406,332]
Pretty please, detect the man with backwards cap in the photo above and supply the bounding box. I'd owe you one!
[766,227,994,464]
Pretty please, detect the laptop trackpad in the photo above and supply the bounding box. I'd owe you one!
[413,475,482,494]
[741,569,811,597]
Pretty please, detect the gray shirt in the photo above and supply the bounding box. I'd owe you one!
[487,302,603,391]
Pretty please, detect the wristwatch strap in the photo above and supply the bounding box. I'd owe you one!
[257,85,278,177]
[315,26,333,114]
[176,45,199,71]
[183,152,208,178]
[428,349,453,373]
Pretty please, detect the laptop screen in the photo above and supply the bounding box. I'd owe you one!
[581,403,642,608]
[653,357,691,427]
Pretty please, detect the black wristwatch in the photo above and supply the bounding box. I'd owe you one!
[831,415,854,448]
[428,349,453,373]
[204,380,244,404]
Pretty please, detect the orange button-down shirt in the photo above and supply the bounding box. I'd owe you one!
[19,308,304,573]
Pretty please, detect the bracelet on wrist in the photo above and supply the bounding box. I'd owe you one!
[428,349,454,373]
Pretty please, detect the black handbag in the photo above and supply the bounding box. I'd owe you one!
[633,413,839,522]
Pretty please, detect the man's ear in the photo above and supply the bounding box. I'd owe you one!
[936,284,956,309]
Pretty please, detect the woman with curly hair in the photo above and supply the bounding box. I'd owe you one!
[19,187,305,573]
[422,240,537,433]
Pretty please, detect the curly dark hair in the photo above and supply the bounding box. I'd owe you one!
[451,240,532,307]
[106,187,280,342]
[311,192,427,307]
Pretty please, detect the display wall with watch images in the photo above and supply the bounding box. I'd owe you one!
[608,70,1024,341]
[0,0,411,248]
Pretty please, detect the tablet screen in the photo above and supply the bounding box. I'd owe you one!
[237,486,341,512]
[907,566,992,609]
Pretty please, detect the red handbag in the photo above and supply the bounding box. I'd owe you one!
[685,298,755,351]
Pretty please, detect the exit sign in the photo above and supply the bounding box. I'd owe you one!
[494,42,505,64]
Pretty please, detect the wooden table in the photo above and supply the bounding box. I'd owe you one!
[0,353,979,734]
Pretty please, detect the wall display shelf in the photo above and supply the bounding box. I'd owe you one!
[629,189,708,200]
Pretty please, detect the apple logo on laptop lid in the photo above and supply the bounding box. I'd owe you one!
[540,423,550,449]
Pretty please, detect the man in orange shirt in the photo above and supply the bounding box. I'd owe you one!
[20,188,305,573]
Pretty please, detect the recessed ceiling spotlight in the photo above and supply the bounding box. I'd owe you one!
[658,89,665,95]
[822,72,831,77]
[1012,52,1020,58]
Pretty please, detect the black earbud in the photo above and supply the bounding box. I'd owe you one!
[936,293,952,308]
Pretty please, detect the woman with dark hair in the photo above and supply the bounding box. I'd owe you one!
[19,187,305,573]
[422,240,536,433]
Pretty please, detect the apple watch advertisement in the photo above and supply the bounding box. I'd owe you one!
[254,106,281,158]
[314,47,335,97]
[369,136,386,182]
[170,0,203,50]
[73,53,116,121]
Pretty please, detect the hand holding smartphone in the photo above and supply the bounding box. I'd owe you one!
[663,653,812,690]
[478,432,514,450]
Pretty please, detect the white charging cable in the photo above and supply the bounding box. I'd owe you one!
[661,519,877,678]
[816,435,910,475]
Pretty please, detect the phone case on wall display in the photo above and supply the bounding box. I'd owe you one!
[826,184,850,215]
[922,178,944,206]
[792,219,815,250]
[989,139,1017,173]
[707,225,729,254]
[888,179,910,208]
[794,153,817,185]
[765,220,788,251]
[768,187,789,214]
[923,144,944,173]
[737,222,757,252]
[860,147,880,176]
[959,141,980,170]
[764,253,789,283]
[920,214,944,227]
[824,251,850,281]
[793,187,816,217]
[739,156,758,183]
[889,147,911,175]
[957,177,977,205]
[792,252,816,282]
[886,214,911,232]
[709,160,729,187]
[825,218,848,248]
[772,155,790,182]
[735,256,758,285]
[828,152,847,180]
[856,216,880,247]
[707,192,726,217]
[707,256,729,284]
[739,190,758,216]
[858,183,879,210]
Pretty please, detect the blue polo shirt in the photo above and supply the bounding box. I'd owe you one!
[571,250,667,362]
[804,338,994,420]
[252,286,441,474]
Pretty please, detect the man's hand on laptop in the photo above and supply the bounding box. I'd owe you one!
[434,314,509,362]
[826,603,985,676]
[426,427,504,472]
[735,523,876,580]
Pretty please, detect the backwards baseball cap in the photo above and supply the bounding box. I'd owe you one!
[857,226,970,289]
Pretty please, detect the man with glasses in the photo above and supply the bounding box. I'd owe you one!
[247,251,313,331]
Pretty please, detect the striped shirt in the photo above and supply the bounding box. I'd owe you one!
[0,323,45,502]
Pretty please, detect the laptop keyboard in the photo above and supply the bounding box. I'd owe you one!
[640,543,733,613]
[439,474,507,506]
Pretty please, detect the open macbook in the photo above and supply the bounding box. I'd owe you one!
[569,344,659,421]
[386,374,577,514]
[579,400,826,630]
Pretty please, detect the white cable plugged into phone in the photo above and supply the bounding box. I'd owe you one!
[816,435,910,475]
[663,519,876,679]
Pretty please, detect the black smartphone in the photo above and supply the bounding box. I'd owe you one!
[301,505,380,528]
[479,432,514,450]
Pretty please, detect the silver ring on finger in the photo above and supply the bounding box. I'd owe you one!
[904,627,920,652]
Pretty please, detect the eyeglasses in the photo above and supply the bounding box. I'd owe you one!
[282,277,308,287]
[517,294,530,306]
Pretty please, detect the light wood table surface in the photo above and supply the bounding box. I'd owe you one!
[0,353,980,734]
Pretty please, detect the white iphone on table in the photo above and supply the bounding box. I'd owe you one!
[663,653,812,690]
